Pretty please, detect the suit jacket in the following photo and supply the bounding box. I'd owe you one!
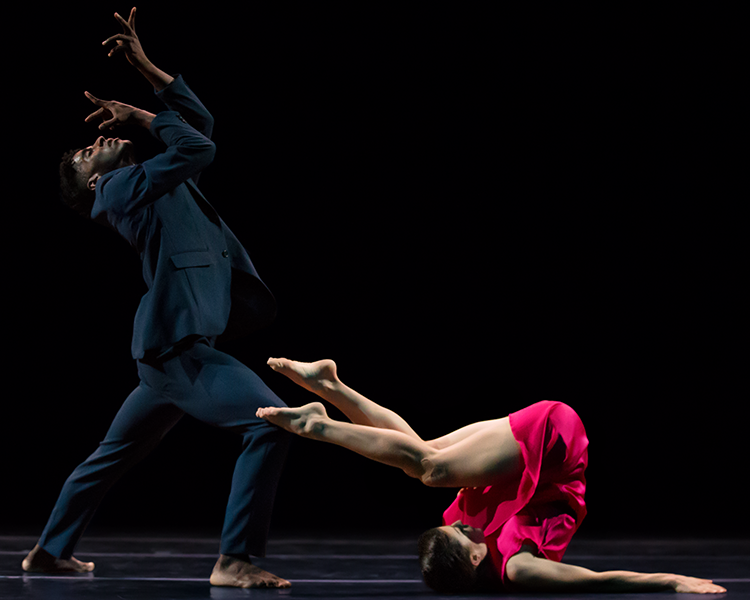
[90,75,276,359]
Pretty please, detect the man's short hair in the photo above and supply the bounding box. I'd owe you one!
[59,148,95,217]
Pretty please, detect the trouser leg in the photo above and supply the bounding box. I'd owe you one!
[38,384,183,559]
[220,422,290,556]
[148,343,290,558]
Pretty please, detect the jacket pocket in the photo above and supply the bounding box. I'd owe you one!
[171,250,213,269]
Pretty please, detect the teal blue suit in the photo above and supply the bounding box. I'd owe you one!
[38,76,289,559]
[91,74,275,359]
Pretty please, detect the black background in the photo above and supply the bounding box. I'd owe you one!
[5,5,745,541]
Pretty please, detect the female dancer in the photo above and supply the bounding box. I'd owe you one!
[257,358,726,595]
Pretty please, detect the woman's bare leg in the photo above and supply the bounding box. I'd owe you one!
[256,400,524,489]
[256,402,432,480]
[426,420,506,450]
[264,358,523,487]
[267,358,422,440]
[421,417,524,488]
[266,358,503,451]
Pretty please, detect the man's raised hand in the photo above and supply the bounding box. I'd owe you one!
[84,92,154,131]
[100,7,174,92]
[102,7,149,69]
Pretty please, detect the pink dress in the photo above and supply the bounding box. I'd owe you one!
[442,400,589,590]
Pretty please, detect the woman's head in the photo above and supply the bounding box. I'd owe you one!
[417,522,488,593]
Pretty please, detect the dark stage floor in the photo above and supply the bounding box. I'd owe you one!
[0,532,746,599]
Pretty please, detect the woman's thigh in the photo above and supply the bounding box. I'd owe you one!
[424,417,524,488]
[426,418,504,450]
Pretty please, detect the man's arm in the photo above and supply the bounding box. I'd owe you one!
[103,8,174,92]
[84,92,155,131]
[505,551,727,594]
[83,90,215,221]
[103,9,213,141]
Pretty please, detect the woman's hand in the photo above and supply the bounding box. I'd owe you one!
[671,574,727,594]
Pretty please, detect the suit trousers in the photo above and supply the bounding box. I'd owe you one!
[38,338,290,559]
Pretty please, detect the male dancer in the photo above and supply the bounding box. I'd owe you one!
[22,8,291,589]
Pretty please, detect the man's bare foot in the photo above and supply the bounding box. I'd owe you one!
[256,402,328,439]
[267,357,339,394]
[210,554,291,589]
[21,544,95,573]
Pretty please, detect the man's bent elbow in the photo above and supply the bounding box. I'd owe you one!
[189,140,216,172]
[202,140,217,163]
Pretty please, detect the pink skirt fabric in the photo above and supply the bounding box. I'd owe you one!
[442,400,588,589]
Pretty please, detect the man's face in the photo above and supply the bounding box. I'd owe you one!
[73,136,134,187]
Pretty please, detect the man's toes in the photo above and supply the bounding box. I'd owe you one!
[80,561,95,572]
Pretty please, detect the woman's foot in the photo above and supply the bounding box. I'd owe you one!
[210,554,291,589]
[256,402,328,439]
[21,544,95,573]
[267,358,339,394]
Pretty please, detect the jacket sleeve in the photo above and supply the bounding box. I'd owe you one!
[91,111,215,221]
[155,74,214,141]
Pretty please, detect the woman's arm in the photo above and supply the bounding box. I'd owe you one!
[505,551,727,594]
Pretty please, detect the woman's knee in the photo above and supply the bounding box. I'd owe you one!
[419,455,452,487]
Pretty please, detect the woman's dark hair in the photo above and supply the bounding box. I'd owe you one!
[59,148,95,217]
[418,527,478,593]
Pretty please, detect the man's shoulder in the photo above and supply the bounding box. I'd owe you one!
[91,164,147,217]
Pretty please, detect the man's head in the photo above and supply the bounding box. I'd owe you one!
[59,136,135,217]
